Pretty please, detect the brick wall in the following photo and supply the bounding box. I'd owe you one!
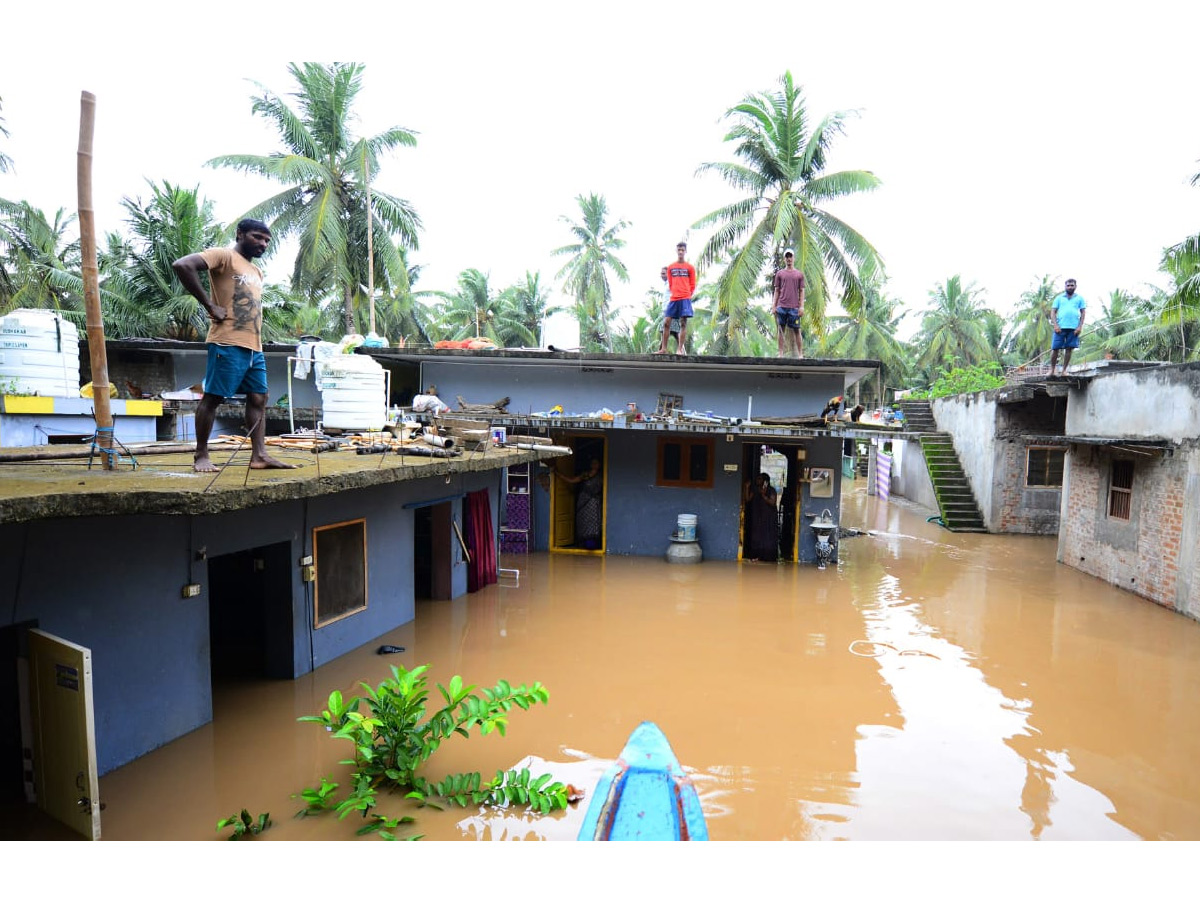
[994,440,1062,534]
[81,348,178,399]
[1061,444,1192,616]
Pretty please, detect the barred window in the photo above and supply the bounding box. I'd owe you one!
[1026,447,1065,487]
[1107,460,1134,520]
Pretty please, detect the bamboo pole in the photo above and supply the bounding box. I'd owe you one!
[77,91,115,470]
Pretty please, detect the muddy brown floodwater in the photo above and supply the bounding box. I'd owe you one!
[87,485,1200,840]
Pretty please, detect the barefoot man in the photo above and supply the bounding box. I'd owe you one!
[173,218,296,473]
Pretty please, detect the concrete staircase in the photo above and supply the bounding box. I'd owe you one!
[899,400,987,533]
[898,400,937,434]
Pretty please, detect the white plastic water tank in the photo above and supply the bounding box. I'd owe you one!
[0,309,81,397]
[317,354,387,430]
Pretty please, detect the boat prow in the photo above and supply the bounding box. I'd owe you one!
[577,721,708,840]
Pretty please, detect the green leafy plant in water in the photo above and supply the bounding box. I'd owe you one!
[297,664,566,839]
[292,776,340,817]
[216,808,272,840]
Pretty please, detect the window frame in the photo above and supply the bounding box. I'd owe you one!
[1025,445,1066,488]
[313,518,369,628]
[655,436,715,489]
[1107,459,1134,521]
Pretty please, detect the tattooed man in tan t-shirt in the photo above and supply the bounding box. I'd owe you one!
[173,218,295,473]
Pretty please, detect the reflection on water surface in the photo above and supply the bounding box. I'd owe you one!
[87,486,1200,840]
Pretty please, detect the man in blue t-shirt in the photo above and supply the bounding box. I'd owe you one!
[1050,278,1086,376]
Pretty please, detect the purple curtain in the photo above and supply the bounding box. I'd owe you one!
[465,489,497,592]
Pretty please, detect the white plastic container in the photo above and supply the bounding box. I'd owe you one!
[676,513,698,541]
[317,354,387,430]
[0,309,81,397]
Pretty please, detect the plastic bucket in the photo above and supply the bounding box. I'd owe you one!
[676,513,698,541]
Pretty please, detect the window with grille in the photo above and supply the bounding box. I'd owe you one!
[656,437,714,488]
[1026,446,1065,487]
[1107,460,1134,520]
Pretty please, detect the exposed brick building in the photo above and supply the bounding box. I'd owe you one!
[1056,362,1199,621]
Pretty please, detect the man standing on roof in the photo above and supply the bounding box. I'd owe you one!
[1049,277,1086,377]
[656,241,696,356]
[773,248,806,358]
[660,266,681,352]
[173,218,296,473]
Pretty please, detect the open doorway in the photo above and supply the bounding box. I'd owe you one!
[208,541,294,684]
[413,503,452,601]
[549,434,606,554]
[740,443,804,562]
[0,622,32,809]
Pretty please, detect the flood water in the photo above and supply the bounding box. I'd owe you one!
[86,486,1200,840]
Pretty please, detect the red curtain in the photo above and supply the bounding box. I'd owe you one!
[465,489,497,592]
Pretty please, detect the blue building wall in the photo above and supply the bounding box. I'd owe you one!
[417,359,846,421]
[0,470,502,775]
[520,431,844,562]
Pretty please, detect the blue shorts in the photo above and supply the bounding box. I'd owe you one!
[1051,329,1080,350]
[203,344,268,398]
[665,299,693,320]
[775,308,801,330]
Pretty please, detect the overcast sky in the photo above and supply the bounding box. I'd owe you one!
[3,1,1198,348]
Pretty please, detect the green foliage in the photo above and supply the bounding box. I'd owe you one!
[209,62,420,335]
[297,664,563,840]
[553,193,630,352]
[292,776,340,817]
[216,808,272,840]
[909,362,1005,399]
[693,70,884,347]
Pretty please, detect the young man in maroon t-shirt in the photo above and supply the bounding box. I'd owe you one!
[773,248,806,358]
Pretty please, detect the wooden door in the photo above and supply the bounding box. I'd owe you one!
[28,629,100,840]
[551,458,576,548]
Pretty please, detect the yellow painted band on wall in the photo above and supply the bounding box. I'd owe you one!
[123,400,163,416]
[2,395,55,414]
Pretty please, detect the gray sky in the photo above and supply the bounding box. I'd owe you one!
[3,1,1198,348]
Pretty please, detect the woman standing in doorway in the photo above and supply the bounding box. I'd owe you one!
[743,473,779,562]
[558,457,604,549]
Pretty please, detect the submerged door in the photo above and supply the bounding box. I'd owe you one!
[27,629,100,840]
[551,458,576,548]
[550,435,606,553]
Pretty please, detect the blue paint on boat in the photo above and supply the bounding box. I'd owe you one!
[577,720,709,841]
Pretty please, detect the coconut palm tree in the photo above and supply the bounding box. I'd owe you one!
[552,193,630,352]
[495,271,563,348]
[914,275,995,372]
[0,199,83,318]
[100,181,228,339]
[610,312,663,355]
[0,96,13,176]
[821,280,909,406]
[429,269,504,343]
[693,71,883,348]
[1003,275,1057,367]
[208,62,421,334]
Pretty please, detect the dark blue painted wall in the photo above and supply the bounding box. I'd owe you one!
[0,469,502,775]
[516,432,844,562]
